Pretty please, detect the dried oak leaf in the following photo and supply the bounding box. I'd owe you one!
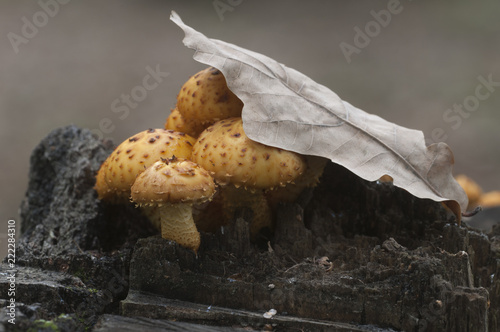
[170,11,468,221]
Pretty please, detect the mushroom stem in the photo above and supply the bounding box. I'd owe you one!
[141,203,200,253]
[220,185,273,239]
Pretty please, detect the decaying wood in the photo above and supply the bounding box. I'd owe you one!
[3,126,498,332]
[120,290,377,331]
[126,162,497,331]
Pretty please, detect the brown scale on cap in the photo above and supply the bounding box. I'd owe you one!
[130,158,216,253]
[94,129,196,203]
[175,67,243,137]
[191,117,306,238]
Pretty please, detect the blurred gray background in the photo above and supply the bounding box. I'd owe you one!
[1,0,499,258]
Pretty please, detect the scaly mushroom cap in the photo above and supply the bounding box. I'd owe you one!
[95,129,196,203]
[164,107,197,135]
[192,117,306,190]
[176,67,243,137]
[130,158,216,206]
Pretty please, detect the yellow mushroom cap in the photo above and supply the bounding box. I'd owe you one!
[478,190,500,208]
[192,117,306,190]
[130,158,216,205]
[95,129,196,203]
[455,174,483,209]
[164,107,197,136]
[176,67,243,137]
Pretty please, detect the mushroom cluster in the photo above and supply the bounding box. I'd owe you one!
[455,174,500,210]
[95,66,327,253]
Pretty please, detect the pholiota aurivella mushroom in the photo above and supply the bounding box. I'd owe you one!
[191,117,306,237]
[164,107,198,136]
[173,66,243,138]
[94,128,196,205]
[130,157,216,253]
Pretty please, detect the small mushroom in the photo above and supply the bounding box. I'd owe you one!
[378,174,394,183]
[176,67,243,137]
[191,117,306,237]
[164,107,197,135]
[478,190,500,208]
[130,157,216,253]
[94,128,196,203]
[455,174,483,209]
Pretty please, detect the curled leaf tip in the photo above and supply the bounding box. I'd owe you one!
[462,206,482,218]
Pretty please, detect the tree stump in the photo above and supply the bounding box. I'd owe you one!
[1,125,498,331]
